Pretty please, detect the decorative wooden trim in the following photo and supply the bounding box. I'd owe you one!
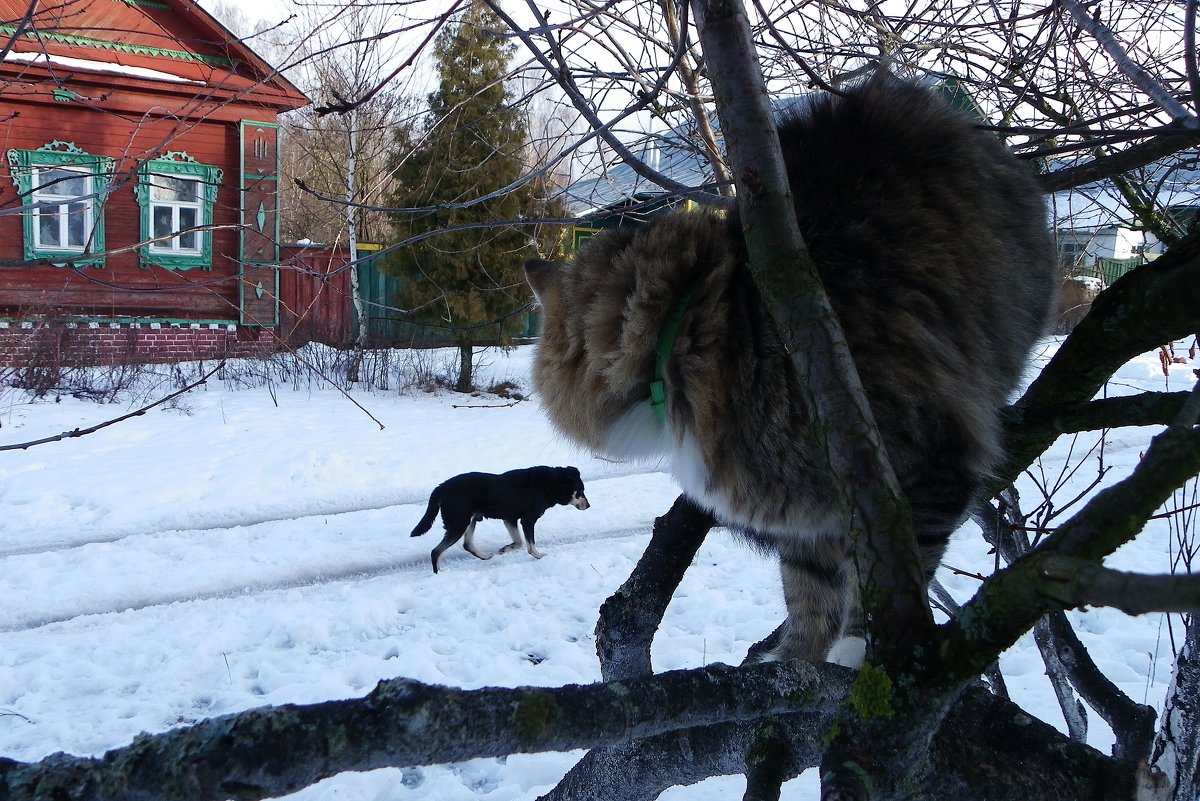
[0,25,230,66]
[135,151,223,271]
[115,0,172,10]
[238,120,281,327]
[6,141,111,267]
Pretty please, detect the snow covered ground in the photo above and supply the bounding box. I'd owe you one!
[0,339,1196,799]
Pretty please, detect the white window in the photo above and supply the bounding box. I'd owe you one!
[7,141,111,266]
[135,152,222,270]
[148,173,203,254]
[32,166,94,252]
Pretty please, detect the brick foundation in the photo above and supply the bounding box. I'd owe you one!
[0,320,282,368]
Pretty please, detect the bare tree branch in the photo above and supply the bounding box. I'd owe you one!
[488,0,721,204]
[1034,615,1091,744]
[1059,0,1199,128]
[978,489,1158,762]
[0,661,842,801]
[935,425,1200,694]
[1041,131,1200,192]
[1002,233,1200,486]
[0,361,225,452]
[544,683,1141,801]
[595,494,714,682]
[1040,610,1158,762]
[1038,556,1200,615]
[1006,391,1195,443]
[687,0,929,680]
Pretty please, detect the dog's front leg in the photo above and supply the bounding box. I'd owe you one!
[498,520,523,555]
[521,517,544,559]
[461,516,493,561]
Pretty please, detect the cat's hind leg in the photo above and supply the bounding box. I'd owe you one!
[769,533,858,665]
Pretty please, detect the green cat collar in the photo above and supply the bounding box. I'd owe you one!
[649,289,694,424]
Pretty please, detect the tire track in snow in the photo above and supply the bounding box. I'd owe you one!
[1,524,652,634]
[0,465,668,560]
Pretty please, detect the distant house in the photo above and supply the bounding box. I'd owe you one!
[563,78,998,258]
[560,117,724,254]
[1056,223,1161,287]
[0,0,348,367]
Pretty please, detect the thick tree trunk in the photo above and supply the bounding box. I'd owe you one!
[456,338,473,392]
[1152,614,1200,800]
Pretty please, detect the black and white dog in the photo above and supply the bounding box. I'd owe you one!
[410,466,590,573]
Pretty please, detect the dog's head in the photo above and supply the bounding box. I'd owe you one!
[558,466,590,510]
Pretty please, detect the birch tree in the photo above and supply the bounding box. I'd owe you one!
[266,0,421,377]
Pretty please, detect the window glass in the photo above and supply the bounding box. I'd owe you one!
[36,168,88,198]
[67,202,87,247]
[31,166,92,253]
[38,211,59,247]
[151,175,199,203]
[178,207,197,250]
[153,206,173,241]
[148,174,203,254]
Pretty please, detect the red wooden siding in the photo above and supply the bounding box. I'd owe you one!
[277,247,352,346]
[0,246,351,368]
[1,113,251,319]
[0,0,313,364]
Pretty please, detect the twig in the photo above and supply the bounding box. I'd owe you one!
[449,400,523,409]
[0,708,32,724]
[1060,0,1200,129]
[0,361,225,452]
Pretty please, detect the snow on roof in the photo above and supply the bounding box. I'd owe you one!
[4,50,203,85]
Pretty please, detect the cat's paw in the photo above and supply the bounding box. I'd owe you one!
[826,636,866,669]
[743,624,787,663]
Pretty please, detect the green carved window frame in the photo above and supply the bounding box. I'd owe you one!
[6,141,112,267]
[135,152,222,271]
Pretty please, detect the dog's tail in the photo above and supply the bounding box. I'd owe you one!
[410,486,442,537]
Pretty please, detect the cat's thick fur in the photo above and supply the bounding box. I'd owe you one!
[524,73,1057,665]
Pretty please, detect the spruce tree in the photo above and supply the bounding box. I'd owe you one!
[386,0,563,391]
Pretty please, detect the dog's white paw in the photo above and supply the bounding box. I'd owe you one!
[826,636,866,669]
[529,547,545,560]
[498,543,519,554]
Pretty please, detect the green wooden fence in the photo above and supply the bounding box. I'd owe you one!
[349,248,539,347]
[1070,256,1149,286]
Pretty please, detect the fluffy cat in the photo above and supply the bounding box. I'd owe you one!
[524,73,1057,666]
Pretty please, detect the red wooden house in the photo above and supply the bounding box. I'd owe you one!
[0,0,350,367]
